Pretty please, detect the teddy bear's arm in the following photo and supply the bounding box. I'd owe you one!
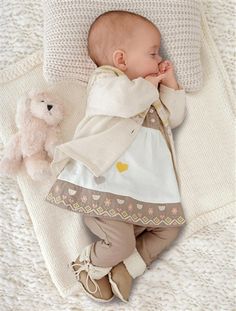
[45,126,61,159]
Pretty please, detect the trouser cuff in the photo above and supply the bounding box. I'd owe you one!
[123,248,146,279]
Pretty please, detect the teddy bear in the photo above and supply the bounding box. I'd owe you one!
[0,90,64,181]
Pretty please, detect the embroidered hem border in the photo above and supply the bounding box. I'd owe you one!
[46,179,186,228]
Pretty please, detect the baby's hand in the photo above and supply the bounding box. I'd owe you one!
[158,60,179,90]
[144,73,167,87]
[159,60,174,75]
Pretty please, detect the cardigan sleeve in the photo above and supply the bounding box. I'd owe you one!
[159,84,187,129]
[86,70,159,118]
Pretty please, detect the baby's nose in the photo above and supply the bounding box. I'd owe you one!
[158,55,162,64]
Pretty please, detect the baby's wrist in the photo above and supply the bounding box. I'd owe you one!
[160,77,179,90]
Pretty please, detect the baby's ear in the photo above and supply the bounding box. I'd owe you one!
[112,49,127,71]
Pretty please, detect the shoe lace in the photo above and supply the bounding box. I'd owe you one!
[71,261,103,297]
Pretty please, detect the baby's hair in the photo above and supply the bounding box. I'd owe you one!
[87,10,156,66]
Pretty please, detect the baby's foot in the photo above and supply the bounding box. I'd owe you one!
[108,262,133,302]
[71,260,114,302]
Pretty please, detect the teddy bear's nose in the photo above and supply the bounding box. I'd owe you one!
[47,105,53,111]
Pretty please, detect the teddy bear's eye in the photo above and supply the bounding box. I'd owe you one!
[41,100,45,102]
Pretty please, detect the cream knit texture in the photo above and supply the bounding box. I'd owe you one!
[0,1,235,309]
[43,0,202,92]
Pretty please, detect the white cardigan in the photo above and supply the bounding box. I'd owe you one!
[51,65,187,181]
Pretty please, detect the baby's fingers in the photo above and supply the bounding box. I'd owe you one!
[159,60,172,72]
[156,73,166,82]
[145,72,167,86]
[159,62,166,73]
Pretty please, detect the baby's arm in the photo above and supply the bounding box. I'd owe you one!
[145,60,186,129]
[158,84,187,129]
[86,71,159,118]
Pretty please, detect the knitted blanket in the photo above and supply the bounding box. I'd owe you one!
[0,1,235,310]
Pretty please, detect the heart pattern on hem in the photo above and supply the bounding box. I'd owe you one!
[94,176,106,184]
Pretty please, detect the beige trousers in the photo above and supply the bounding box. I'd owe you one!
[83,215,182,269]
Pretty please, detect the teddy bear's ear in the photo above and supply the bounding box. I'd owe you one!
[28,88,44,99]
[15,95,32,128]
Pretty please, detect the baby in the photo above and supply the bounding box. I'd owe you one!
[47,10,187,303]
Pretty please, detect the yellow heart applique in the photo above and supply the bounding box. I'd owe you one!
[116,161,128,173]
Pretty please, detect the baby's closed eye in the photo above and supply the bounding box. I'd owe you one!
[150,53,160,57]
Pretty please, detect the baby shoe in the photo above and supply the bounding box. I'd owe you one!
[108,262,133,302]
[108,248,147,303]
[70,243,114,302]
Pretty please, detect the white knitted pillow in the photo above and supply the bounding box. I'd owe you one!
[43,0,202,92]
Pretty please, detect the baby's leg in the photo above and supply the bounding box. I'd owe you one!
[71,216,136,302]
[83,216,143,302]
[135,226,182,267]
[83,215,136,267]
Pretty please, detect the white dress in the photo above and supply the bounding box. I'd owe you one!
[46,105,186,228]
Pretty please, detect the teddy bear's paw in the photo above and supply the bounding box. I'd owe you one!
[26,160,52,181]
[46,147,55,160]
[30,168,52,181]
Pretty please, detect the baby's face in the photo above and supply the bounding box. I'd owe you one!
[123,22,162,80]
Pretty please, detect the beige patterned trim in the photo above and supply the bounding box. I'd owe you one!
[46,179,186,228]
